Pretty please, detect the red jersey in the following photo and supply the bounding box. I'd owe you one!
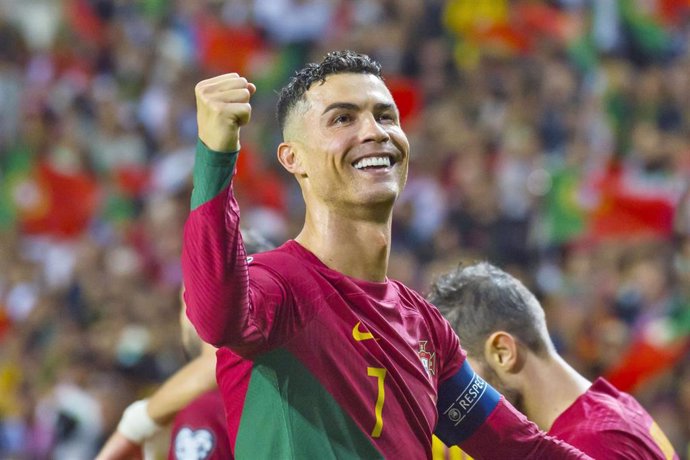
[168,390,232,460]
[182,141,591,459]
[549,378,678,459]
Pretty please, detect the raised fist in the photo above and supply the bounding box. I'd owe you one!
[195,73,256,153]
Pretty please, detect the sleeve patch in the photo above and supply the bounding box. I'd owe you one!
[174,427,216,460]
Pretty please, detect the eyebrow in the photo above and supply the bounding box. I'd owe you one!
[321,102,397,115]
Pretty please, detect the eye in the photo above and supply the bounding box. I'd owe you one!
[333,113,352,125]
[376,112,397,123]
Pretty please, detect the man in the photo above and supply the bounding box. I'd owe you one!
[166,289,232,460]
[182,50,589,458]
[428,261,679,460]
[96,231,273,460]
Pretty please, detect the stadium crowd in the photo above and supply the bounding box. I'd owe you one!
[0,0,689,458]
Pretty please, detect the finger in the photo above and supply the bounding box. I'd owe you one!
[219,102,252,116]
[205,88,253,104]
[248,82,257,95]
[220,102,252,124]
[201,73,240,84]
[196,78,249,94]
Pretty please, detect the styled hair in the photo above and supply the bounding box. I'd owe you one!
[276,50,383,132]
[427,262,551,357]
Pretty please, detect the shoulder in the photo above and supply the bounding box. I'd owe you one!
[391,279,464,376]
[553,426,658,460]
[249,242,314,279]
[550,380,663,458]
[390,280,435,312]
[392,280,452,330]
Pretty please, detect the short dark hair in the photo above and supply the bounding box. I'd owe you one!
[427,262,550,357]
[276,50,383,132]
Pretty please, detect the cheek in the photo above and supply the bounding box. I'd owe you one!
[390,128,409,151]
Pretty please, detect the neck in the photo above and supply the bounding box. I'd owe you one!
[295,203,392,282]
[519,353,592,432]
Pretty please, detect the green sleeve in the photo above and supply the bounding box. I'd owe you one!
[190,139,239,210]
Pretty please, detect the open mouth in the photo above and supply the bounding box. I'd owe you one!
[352,156,395,170]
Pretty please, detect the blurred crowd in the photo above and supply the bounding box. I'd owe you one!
[0,0,689,458]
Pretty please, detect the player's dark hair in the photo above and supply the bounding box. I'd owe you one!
[427,262,550,357]
[276,50,383,133]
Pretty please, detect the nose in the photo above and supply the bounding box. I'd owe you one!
[360,113,390,143]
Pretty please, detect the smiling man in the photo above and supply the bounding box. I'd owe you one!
[182,50,590,459]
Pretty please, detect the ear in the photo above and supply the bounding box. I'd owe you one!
[277,142,306,177]
[484,331,521,375]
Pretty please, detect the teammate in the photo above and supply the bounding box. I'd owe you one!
[96,231,273,460]
[166,289,231,460]
[182,50,590,458]
[428,261,679,460]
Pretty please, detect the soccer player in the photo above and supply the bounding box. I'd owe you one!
[428,261,679,460]
[182,50,590,458]
[96,231,273,460]
[166,288,232,460]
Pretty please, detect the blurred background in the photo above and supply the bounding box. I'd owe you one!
[0,0,689,458]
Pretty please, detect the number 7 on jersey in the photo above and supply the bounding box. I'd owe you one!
[367,367,387,438]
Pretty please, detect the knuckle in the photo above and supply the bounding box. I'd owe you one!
[196,84,211,98]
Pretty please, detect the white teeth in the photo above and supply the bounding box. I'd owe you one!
[353,156,391,169]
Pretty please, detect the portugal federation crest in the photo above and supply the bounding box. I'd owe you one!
[418,341,436,376]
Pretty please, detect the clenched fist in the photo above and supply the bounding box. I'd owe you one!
[195,73,256,153]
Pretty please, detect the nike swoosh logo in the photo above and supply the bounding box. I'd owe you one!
[352,321,376,341]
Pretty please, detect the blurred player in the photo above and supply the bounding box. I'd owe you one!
[96,231,273,460]
[182,50,590,458]
[429,261,679,460]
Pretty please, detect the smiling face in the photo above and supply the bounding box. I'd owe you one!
[278,73,410,214]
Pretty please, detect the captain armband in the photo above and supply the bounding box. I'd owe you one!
[434,360,501,446]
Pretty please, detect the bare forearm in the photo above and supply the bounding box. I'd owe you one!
[95,432,143,460]
[147,351,217,425]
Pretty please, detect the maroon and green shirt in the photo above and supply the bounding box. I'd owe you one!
[182,141,591,459]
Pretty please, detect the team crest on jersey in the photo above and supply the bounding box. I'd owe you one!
[418,341,436,376]
[174,427,215,460]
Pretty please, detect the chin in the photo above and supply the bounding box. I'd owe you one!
[357,188,399,207]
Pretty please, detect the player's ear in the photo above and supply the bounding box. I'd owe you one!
[484,331,521,374]
[277,142,306,177]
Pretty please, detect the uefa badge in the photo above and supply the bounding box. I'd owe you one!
[418,340,436,376]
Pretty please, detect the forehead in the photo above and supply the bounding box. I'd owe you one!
[304,73,394,109]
